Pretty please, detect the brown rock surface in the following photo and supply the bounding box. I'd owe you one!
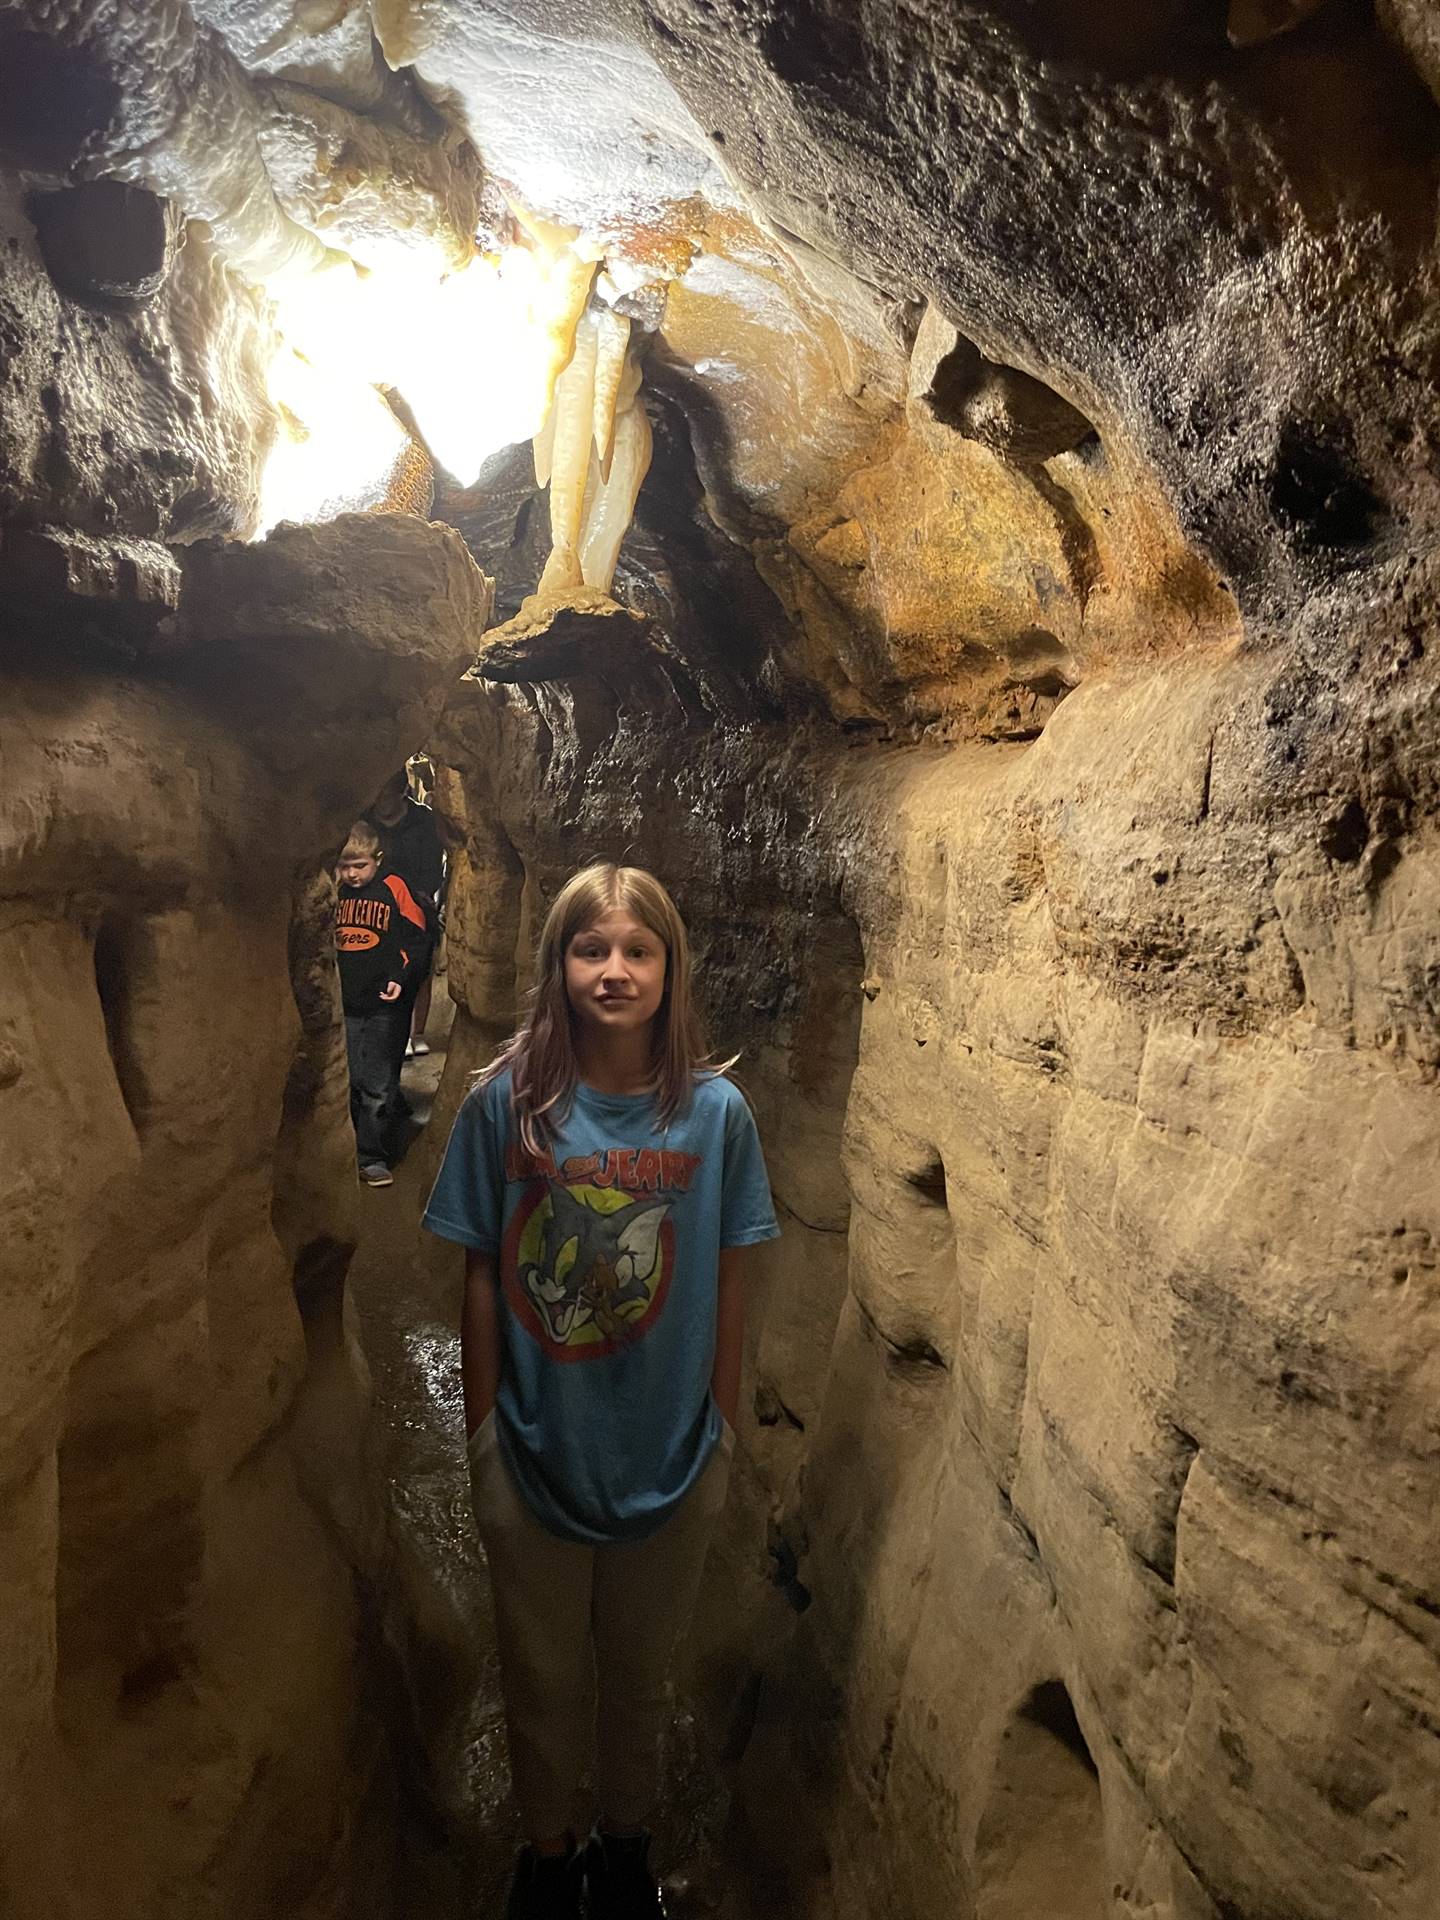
[407,13,1440,1911]
[428,594,1440,1919]
[8,1,1440,1917]
[0,503,488,1917]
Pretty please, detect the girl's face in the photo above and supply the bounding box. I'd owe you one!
[565,907,667,1039]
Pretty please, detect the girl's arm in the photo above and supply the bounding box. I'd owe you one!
[461,1248,502,1438]
[711,1245,749,1429]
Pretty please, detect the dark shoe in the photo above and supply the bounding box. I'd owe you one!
[502,1843,584,1920]
[584,1830,666,1917]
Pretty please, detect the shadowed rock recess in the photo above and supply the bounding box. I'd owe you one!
[3,3,1440,1918]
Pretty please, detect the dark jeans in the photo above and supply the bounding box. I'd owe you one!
[344,1007,408,1165]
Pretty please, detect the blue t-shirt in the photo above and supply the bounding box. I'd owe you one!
[423,1069,780,1545]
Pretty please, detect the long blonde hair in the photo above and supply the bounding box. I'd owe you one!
[480,863,732,1153]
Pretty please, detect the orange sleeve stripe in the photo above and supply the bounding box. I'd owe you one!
[384,873,429,932]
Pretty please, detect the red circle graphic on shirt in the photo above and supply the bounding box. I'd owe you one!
[501,1180,678,1363]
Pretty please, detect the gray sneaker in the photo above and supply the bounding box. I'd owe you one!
[359,1162,393,1187]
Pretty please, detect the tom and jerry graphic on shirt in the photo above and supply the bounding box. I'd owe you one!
[501,1142,702,1360]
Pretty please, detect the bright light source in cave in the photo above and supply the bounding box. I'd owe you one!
[254,222,654,594]
[256,346,410,538]
[255,242,571,537]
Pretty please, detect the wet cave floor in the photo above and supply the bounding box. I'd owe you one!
[344,988,744,1920]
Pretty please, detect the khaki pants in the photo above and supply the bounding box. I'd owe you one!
[468,1413,733,1840]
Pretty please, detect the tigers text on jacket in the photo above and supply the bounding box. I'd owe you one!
[334,871,428,1014]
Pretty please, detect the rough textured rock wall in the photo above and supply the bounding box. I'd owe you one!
[416,6,1440,1916]
[6,2,1439,1916]
[0,12,499,1909]
[0,497,488,1918]
[434,566,1440,1920]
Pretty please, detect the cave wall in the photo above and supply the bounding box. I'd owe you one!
[0,8,505,1904]
[4,2,1440,1916]
[431,574,1440,1918]
[416,6,1440,1913]
[0,154,490,1912]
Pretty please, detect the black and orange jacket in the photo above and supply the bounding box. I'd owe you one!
[334,871,430,1014]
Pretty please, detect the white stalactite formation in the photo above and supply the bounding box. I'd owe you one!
[535,302,653,600]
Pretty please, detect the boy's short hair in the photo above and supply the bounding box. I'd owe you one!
[340,822,382,862]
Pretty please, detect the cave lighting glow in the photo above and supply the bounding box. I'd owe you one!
[257,345,411,537]
[255,242,572,538]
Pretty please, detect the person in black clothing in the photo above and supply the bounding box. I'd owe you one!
[334,823,431,1187]
[364,768,446,1056]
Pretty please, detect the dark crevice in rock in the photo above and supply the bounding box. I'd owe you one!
[755,1383,806,1433]
[1320,796,1369,863]
[92,911,146,1132]
[904,1157,949,1205]
[922,328,1098,467]
[1269,417,1389,556]
[766,1533,813,1613]
[854,1294,949,1373]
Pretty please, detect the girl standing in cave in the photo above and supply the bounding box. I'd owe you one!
[423,863,779,1920]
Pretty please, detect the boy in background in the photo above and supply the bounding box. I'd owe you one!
[364,766,447,1057]
[334,823,430,1187]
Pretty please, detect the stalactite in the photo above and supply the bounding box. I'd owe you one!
[534,310,653,599]
[580,361,653,589]
[591,306,632,474]
[536,309,601,598]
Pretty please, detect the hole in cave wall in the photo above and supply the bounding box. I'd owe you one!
[905,1157,949,1206]
[1268,418,1387,555]
[924,333,987,432]
[976,1681,1110,1920]
[857,1144,956,1370]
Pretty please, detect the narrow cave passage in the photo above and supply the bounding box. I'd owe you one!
[976,1684,1107,1920]
[5,7,1440,1920]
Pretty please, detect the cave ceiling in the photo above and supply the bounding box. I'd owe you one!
[5,0,1440,734]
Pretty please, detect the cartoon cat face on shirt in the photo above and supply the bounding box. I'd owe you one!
[520,1181,672,1345]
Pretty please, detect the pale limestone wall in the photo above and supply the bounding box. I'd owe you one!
[0,517,486,1920]
[779,635,1440,1920]
[429,567,1440,1918]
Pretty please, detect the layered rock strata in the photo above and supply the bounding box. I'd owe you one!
[1,494,489,1919]
[5,3,1440,1919]
[408,7,1440,1916]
